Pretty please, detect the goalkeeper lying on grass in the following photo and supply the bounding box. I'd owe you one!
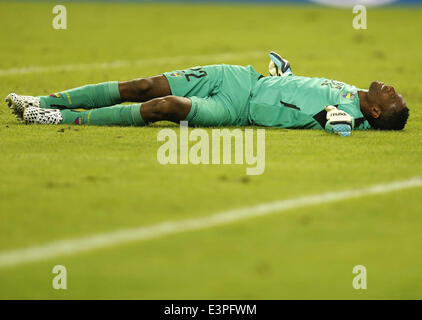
[5,52,409,136]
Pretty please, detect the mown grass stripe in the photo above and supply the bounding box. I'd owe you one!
[0,177,420,269]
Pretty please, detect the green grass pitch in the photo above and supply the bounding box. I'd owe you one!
[0,1,422,299]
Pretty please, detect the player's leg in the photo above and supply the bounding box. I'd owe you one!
[139,96,191,123]
[22,95,191,126]
[5,75,172,120]
[6,65,217,121]
[22,104,144,126]
[138,94,232,127]
[22,94,231,127]
[119,66,222,102]
[5,81,123,120]
[10,65,232,126]
[118,75,171,102]
[61,96,192,126]
[37,76,171,109]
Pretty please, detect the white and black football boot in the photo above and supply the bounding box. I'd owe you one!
[5,93,41,121]
[23,107,63,125]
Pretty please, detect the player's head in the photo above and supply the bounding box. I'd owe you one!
[365,81,409,130]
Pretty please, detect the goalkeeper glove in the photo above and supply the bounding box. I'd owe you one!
[324,105,355,137]
[269,51,292,77]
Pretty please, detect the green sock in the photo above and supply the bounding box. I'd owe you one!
[39,81,121,109]
[60,104,145,126]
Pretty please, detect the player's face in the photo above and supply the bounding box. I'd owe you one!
[368,81,406,115]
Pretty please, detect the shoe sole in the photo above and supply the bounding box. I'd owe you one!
[5,94,24,121]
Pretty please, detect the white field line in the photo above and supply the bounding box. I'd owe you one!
[0,177,421,269]
[0,51,266,77]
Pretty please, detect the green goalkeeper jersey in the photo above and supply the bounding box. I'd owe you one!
[248,75,372,130]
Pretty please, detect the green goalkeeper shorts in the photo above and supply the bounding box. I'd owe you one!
[163,64,262,126]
